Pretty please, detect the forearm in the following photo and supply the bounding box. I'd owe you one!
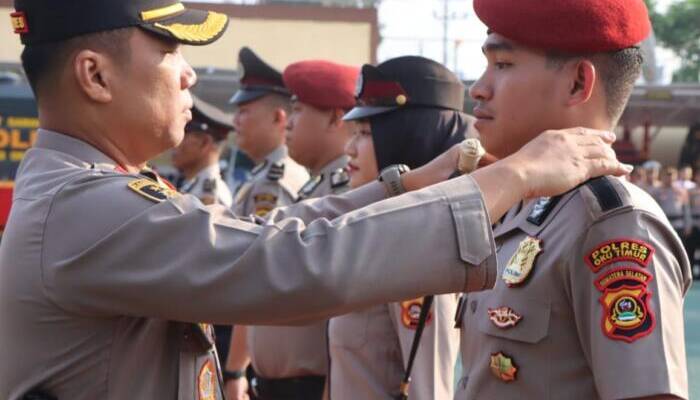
[225,326,250,371]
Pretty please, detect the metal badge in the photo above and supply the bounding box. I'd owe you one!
[487,306,523,329]
[501,236,543,287]
[490,352,518,382]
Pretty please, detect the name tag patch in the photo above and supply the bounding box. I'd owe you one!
[585,238,654,272]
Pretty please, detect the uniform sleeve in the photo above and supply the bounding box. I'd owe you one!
[388,294,460,399]
[568,209,691,400]
[41,175,496,326]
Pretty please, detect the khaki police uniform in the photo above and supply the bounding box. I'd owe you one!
[455,177,691,399]
[233,146,308,217]
[181,163,233,208]
[244,157,350,394]
[0,129,497,399]
[651,186,692,234]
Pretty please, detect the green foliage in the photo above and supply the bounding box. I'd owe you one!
[652,0,700,82]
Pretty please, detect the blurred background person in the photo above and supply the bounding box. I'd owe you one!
[172,95,234,207]
[688,171,700,279]
[629,166,647,187]
[677,165,697,191]
[653,167,692,252]
[640,160,662,193]
[328,56,476,400]
[230,47,308,218]
[225,60,359,400]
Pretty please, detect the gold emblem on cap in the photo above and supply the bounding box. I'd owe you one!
[490,352,518,382]
[154,11,227,43]
[140,3,185,22]
[502,236,542,287]
[396,94,407,105]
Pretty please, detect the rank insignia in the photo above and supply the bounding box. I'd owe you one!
[330,168,350,189]
[251,160,268,175]
[401,298,433,329]
[596,267,655,343]
[197,359,217,400]
[585,238,654,273]
[128,179,179,202]
[11,11,29,34]
[298,175,323,199]
[490,352,517,382]
[502,236,542,286]
[488,306,523,329]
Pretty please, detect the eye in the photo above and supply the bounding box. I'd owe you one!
[494,61,512,70]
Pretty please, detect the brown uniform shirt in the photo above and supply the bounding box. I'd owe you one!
[0,130,496,400]
[247,156,351,379]
[234,146,308,217]
[456,177,690,400]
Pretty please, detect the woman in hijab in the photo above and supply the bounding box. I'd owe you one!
[327,56,477,400]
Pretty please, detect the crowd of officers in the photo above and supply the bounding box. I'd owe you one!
[630,164,700,273]
[0,0,692,399]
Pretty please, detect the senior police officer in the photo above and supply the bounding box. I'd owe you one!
[172,94,234,207]
[455,1,691,399]
[231,47,308,217]
[225,60,358,400]
[0,1,632,399]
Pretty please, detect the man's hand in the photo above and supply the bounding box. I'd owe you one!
[224,377,249,400]
[502,128,631,199]
[471,127,631,222]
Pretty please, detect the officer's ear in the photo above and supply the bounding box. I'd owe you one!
[564,59,596,107]
[73,49,113,103]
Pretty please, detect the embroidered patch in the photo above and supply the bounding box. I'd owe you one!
[596,267,655,343]
[128,179,178,202]
[197,359,217,400]
[401,298,433,329]
[254,193,277,204]
[502,237,542,287]
[490,352,517,382]
[10,11,29,34]
[585,239,654,273]
[488,306,523,329]
[254,206,272,217]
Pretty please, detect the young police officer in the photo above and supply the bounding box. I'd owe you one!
[0,0,631,398]
[455,1,691,399]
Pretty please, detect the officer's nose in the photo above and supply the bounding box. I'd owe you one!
[181,60,197,90]
[344,133,358,158]
[469,73,491,102]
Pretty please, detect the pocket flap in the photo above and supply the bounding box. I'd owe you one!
[476,294,551,344]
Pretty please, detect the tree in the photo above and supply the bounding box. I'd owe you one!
[651,0,700,82]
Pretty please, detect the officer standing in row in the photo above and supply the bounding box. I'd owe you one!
[225,60,358,400]
[172,94,234,207]
[0,0,632,398]
[456,0,691,399]
[231,47,308,217]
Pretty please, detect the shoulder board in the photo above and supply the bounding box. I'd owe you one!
[267,162,285,181]
[202,178,217,193]
[526,196,562,226]
[297,175,323,200]
[330,168,350,189]
[251,160,268,176]
[128,178,178,203]
[580,176,633,219]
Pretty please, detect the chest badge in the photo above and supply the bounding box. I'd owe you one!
[488,306,523,329]
[490,352,518,382]
[502,236,542,287]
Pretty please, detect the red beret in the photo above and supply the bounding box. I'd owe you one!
[283,60,360,110]
[474,0,651,53]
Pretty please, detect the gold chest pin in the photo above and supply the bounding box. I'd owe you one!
[502,236,542,287]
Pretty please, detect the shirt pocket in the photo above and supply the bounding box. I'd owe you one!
[476,294,551,344]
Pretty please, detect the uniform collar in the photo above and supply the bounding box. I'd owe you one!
[493,191,578,239]
[264,145,288,164]
[194,163,220,181]
[33,129,118,169]
[318,155,349,178]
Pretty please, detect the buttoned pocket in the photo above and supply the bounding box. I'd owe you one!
[476,294,551,343]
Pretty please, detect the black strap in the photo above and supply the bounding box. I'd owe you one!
[397,295,434,400]
[586,177,622,212]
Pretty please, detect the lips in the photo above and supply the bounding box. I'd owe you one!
[347,162,359,175]
[472,106,493,120]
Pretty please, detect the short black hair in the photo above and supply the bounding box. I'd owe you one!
[546,47,644,125]
[21,28,133,99]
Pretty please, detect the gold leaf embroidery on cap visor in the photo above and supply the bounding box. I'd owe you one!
[154,12,228,43]
[140,3,185,22]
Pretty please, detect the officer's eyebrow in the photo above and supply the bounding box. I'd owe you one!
[482,40,515,55]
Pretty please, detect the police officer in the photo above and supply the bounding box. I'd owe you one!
[172,94,234,207]
[651,167,692,242]
[231,47,308,217]
[456,0,691,399]
[328,56,475,400]
[0,1,631,399]
[225,60,358,400]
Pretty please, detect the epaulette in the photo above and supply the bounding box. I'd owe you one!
[267,162,285,181]
[581,176,632,219]
[202,178,217,194]
[330,168,350,189]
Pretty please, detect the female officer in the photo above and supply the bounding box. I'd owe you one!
[327,56,475,400]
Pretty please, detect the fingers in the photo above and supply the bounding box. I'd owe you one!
[571,128,616,145]
[586,158,633,179]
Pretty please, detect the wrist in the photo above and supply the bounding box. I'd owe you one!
[223,369,246,382]
[497,157,529,199]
